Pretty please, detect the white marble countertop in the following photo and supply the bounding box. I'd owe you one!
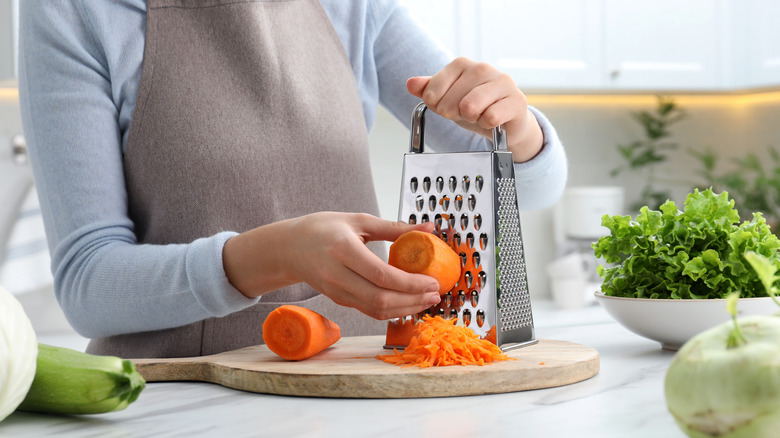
[0,299,687,438]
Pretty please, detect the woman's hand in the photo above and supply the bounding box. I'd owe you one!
[407,57,544,163]
[223,212,442,320]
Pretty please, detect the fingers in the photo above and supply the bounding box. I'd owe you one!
[288,213,442,320]
[406,76,430,98]
[345,232,440,291]
[342,219,442,319]
[460,76,522,127]
[408,57,525,130]
[318,261,441,320]
[414,59,467,118]
[353,214,434,243]
[314,235,441,320]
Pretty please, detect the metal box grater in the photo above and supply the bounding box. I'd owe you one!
[384,102,537,351]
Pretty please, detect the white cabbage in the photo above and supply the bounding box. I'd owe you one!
[0,286,38,422]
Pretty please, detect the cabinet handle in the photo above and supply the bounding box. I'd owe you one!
[610,69,620,80]
[11,134,27,165]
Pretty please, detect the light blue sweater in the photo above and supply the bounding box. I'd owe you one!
[18,0,567,338]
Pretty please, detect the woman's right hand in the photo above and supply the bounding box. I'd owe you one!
[222,212,442,320]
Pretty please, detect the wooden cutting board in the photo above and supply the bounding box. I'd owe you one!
[131,336,599,398]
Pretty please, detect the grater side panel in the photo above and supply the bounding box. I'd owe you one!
[391,151,498,341]
[492,152,536,349]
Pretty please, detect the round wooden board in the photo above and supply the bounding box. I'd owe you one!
[132,336,599,398]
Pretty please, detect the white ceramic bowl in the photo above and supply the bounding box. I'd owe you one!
[595,292,778,350]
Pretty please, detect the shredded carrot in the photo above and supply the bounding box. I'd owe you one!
[376,315,515,368]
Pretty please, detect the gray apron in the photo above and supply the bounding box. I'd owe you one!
[87,0,387,358]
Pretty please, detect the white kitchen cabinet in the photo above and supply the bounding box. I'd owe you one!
[603,0,726,91]
[479,0,727,91]
[406,0,771,93]
[478,0,603,91]
[400,0,478,60]
[740,0,780,89]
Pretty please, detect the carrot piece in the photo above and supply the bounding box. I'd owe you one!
[262,305,341,361]
[388,230,462,295]
[384,318,418,348]
[376,315,515,368]
[482,325,497,345]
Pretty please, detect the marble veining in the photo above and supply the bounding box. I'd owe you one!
[0,300,687,437]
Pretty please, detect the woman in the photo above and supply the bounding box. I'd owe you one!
[18,0,567,358]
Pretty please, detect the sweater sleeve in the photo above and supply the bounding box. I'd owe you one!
[369,1,568,210]
[17,0,259,339]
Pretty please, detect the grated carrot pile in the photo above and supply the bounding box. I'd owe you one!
[376,315,515,368]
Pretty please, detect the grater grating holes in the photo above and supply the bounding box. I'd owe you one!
[479,233,488,250]
[397,172,503,335]
[470,290,479,307]
[467,194,476,211]
[496,178,533,332]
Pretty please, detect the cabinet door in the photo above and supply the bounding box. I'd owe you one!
[400,0,478,59]
[741,0,780,88]
[478,0,603,91]
[604,0,724,90]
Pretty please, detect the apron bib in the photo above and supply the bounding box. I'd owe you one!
[87,0,386,358]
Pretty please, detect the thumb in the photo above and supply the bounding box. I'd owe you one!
[406,76,431,98]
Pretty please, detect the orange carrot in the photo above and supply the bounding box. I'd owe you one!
[384,318,419,348]
[388,230,462,295]
[262,305,341,361]
[376,315,515,368]
[482,325,497,345]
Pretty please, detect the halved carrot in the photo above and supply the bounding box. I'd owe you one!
[388,230,462,295]
[262,305,341,361]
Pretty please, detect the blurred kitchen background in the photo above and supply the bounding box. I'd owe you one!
[2,0,780,335]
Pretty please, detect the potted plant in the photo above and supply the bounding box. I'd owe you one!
[690,146,780,229]
[610,96,687,211]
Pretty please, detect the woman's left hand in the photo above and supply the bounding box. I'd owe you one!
[407,57,544,163]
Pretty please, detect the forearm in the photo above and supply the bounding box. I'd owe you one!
[222,219,300,298]
[51,231,256,338]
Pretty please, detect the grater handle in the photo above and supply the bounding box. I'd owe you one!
[409,102,508,153]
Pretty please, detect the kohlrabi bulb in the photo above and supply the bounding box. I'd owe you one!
[665,315,780,438]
